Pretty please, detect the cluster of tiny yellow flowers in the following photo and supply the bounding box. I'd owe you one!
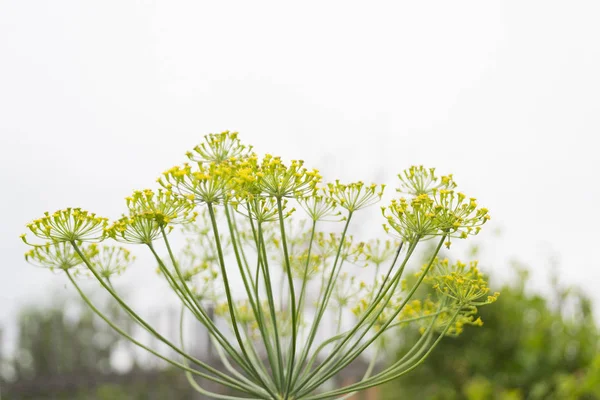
[331,272,364,308]
[363,238,400,266]
[327,181,385,213]
[25,241,86,272]
[23,208,107,244]
[297,190,342,222]
[398,299,438,321]
[160,162,234,204]
[397,165,456,196]
[186,131,252,164]
[85,244,134,279]
[124,189,197,226]
[254,155,321,198]
[423,258,500,306]
[382,169,490,247]
[105,189,197,245]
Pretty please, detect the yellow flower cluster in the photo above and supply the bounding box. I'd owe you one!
[186,131,252,164]
[160,162,233,204]
[382,195,440,243]
[397,165,456,196]
[424,258,500,306]
[398,298,438,321]
[24,208,107,243]
[124,189,197,226]
[85,244,134,279]
[382,167,490,246]
[327,181,385,213]
[106,214,164,245]
[105,189,196,245]
[25,241,86,272]
[297,190,342,222]
[363,238,400,266]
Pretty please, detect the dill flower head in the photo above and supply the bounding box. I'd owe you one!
[364,238,400,266]
[160,162,233,204]
[399,299,439,322]
[24,208,108,243]
[432,189,490,240]
[423,308,485,337]
[314,232,365,265]
[287,252,322,280]
[297,189,341,222]
[397,165,456,196]
[24,241,87,272]
[327,181,385,212]
[232,196,295,223]
[85,244,134,279]
[106,214,164,245]
[382,195,440,243]
[424,258,499,306]
[187,131,252,164]
[383,188,489,247]
[125,189,197,226]
[254,155,321,198]
[332,272,364,307]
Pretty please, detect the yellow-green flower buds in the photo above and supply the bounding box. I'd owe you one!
[383,189,490,245]
[382,195,440,243]
[125,189,197,226]
[254,155,321,198]
[363,238,400,266]
[25,241,86,272]
[298,190,341,221]
[86,244,134,279]
[105,214,166,245]
[232,196,294,223]
[187,131,253,164]
[24,208,108,243]
[424,258,498,306]
[397,165,456,196]
[431,189,490,240]
[160,162,233,204]
[327,181,385,212]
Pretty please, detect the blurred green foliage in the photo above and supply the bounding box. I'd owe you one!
[11,303,118,381]
[0,296,198,399]
[385,265,599,400]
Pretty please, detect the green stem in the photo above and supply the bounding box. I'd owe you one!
[305,308,461,399]
[299,236,445,395]
[65,270,251,393]
[206,203,267,389]
[224,204,279,393]
[289,213,353,391]
[277,198,298,398]
[257,221,286,391]
[178,306,270,399]
[149,239,256,380]
[293,240,416,393]
[295,220,317,324]
[69,241,255,393]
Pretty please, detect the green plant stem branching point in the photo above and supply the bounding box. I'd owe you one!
[22,131,498,399]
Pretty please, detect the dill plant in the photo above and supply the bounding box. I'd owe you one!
[22,132,499,399]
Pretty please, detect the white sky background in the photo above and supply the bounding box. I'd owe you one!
[1,0,600,336]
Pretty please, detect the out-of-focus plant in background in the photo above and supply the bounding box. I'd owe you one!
[0,295,200,399]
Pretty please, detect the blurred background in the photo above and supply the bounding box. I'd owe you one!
[1,1,599,398]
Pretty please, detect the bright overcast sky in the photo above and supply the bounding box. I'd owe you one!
[1,1,599,332]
